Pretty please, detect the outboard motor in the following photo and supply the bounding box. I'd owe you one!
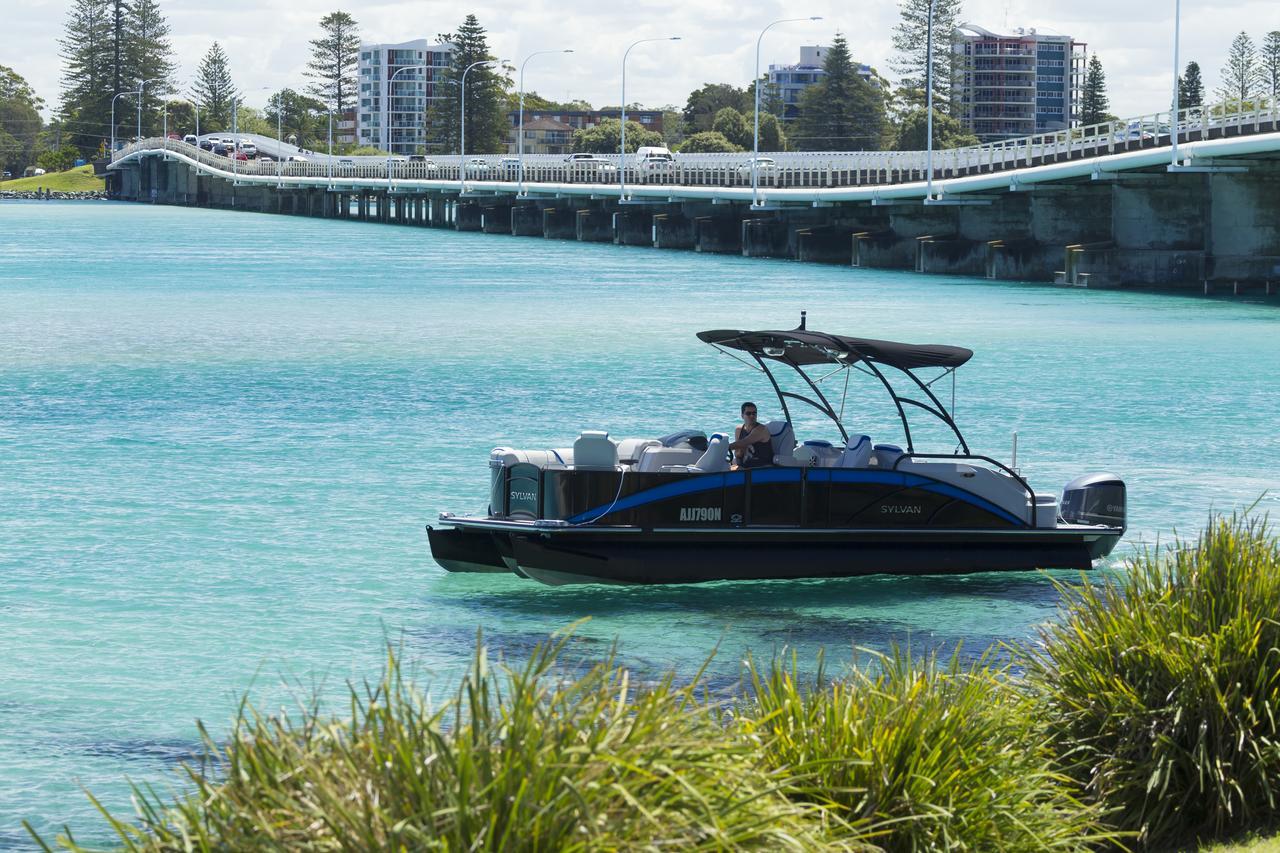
[1060,473,1126,530]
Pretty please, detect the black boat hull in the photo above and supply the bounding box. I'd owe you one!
[430,524,1121,586]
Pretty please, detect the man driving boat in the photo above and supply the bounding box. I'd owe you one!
[729,402,773,469]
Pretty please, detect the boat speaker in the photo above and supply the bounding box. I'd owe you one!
[1060,473,1125,529]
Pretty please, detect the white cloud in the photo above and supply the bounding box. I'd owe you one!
[8,0,1279,123]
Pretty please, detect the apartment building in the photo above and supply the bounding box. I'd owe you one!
[953,24,1087,142]
[356,39,454,155]
[766,46,874,122]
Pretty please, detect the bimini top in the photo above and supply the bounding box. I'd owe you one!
[696,328,973,371]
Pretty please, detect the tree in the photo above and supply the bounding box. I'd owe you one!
[711,107,750,149]
[791,34,888,151]
[1178,61,1204,108]
[571,118,663,153]
[191,42,236,132]
[126,0,175,137]
[265,88,328,148]
[660,106,684,147]
[892,107,978,150]
[1079,53,1109,126]
[37,143,82,172]
[306,11,360,113]
[676,131,741,153]
[427,15,510,154]
[0,65,44,173]
[163,99,194,134]
[891,0,964,113]
[56,0,112,151]
[758,112,786,151]
[1218,31,1261,103]
[682,83,750,133]
[1261,31,1280,98]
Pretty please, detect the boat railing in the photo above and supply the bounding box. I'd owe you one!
[890,452,1038,528]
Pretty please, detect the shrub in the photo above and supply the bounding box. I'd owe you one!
[49,635,837,851]
[1025,512,1280,848]
[743,647,1108,851]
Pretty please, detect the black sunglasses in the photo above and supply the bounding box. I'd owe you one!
[743,410,757,416]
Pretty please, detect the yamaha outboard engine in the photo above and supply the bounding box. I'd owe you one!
[1060,473,1126,530]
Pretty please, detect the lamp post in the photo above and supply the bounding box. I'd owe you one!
[111,89,140,154]
[137,77,163,142]
[385,64,428,190]
[517,49,573,197]
[925,0,936,199]
[327,109,334,187]
[460,58,507,192]
[1170,0,1182,167]
[620,37,680,201]
[753,17,821,209]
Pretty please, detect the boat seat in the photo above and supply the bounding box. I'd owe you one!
[872,443,904,469]
[839,435,873,468]
[617,438,660,466]
[637,446,702,472]
[794,440,842,468]
[765,421,796,464]
[572,430,618,469]
[692,434,731,472]
[659,429,707,449]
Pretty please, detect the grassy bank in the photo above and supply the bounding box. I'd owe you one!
[34,512,1280,851]
[0,164,104,192]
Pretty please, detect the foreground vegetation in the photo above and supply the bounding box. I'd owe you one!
[34,512,1280,850]
[0,165,104,192]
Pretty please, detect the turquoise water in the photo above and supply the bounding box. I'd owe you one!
[1,200,1278,844]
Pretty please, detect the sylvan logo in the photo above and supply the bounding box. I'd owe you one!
[510,490,538,502]
[680,507,722,522]
[881,504,923,515]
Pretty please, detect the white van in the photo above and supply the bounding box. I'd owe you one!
[635,145,674,176]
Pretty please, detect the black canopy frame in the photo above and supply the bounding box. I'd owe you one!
[698,323,974,455]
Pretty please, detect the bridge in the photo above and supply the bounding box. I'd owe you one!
[109,98,1280,293]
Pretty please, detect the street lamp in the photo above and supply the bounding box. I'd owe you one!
[517,49,573,196]
[137,77,164,142]
[925,0,936,199]
[753,17,821,209]
[111,89,140,154]
[385,63,427,188]
[620,37,680,201]
[1170,0,1182,167]
[460,58,508,191]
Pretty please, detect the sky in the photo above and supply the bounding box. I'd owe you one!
[8,0,1279,121]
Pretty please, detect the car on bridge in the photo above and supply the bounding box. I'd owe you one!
[736,157,779,183]
[464,158,491,178]
[635,146,675,179]
[564,153,618,180]
[408,155,439,174]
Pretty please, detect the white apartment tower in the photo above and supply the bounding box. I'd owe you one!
[356,39,454,155]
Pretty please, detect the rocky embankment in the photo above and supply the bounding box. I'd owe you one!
[1,189,108,200]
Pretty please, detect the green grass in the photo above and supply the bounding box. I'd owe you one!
[29,511,1280,851]
[0,164,104,192]
[1025,512,1280,849]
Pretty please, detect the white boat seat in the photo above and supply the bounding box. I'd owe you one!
[572,430,618,469]
[637,446,702,472]
[765,421,795,464]
[658,429,707,448]
[692,434,731,472]
[839,435,873,468]
[616,438,660,465]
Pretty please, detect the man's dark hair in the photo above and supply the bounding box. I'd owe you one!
[741,402,757,415]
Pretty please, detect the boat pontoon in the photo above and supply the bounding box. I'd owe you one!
[428,315,1125,586]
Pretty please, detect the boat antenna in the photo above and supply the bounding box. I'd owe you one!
[799,310,807,330]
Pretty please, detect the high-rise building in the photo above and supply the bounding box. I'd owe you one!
[356,39,454,154]
[953,25,1087,142]
[766,46,874,123]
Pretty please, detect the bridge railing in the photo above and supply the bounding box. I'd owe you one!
[112,94,1279,191]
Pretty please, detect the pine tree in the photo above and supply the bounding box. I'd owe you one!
[192,42,237,132]
[1178,61,1204,108]
[1079,53,1109,125]
[891,0,964,113]
[306,11,360,113]
[127,0,175,137]
[1261,31,1280,98]
[426,15,510,154]
[1218,31,1261,103]
[792,33,887,151]
[57,0,112,150]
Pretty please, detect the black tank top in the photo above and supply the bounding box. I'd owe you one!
[741,427,774,468]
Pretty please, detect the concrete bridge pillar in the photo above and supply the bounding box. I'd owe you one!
[428,195,450,227]
[653,212,695,249]
[511,203,543,236]
[455,202,483,231]
[1208,165,1280,284]
[576,207,613,242]
[694,215,742,254]
[613,209,656,246]
[482,203,512,234]
[543,207,575,239]
[796,226,854,264]
[742,217,791,258]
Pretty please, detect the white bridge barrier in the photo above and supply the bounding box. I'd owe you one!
[113,96,1279,191]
